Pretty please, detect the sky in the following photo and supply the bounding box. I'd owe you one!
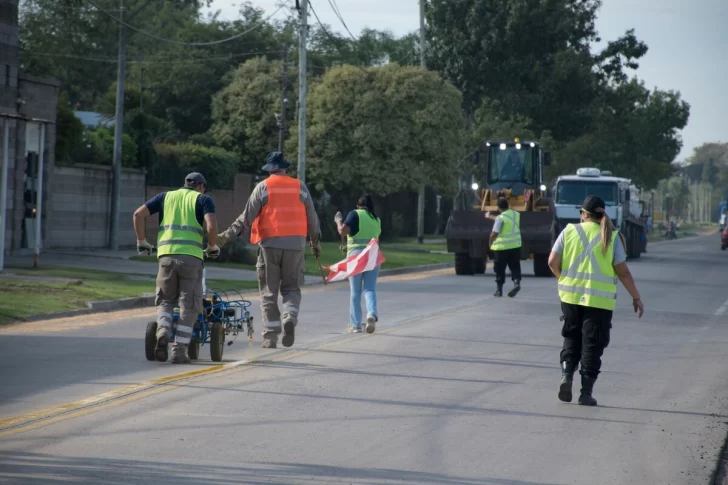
[206,0,728,162]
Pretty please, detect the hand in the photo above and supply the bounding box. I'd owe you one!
[137,239,154,255]
[334,211,343,224]
[633,298,644,319]
[205,244,221,259]
[311,241,321,259]
[217,233,230,247]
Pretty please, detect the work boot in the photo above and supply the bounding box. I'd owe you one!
[261,336,278,349]
[366,314,377,334]
[494,284,503,297]
[558,361,576,402]
[154,328,171,362]
[282,321,295,348]
[578,375,598,406]
[507,280,521,298]
[170,343,191,364]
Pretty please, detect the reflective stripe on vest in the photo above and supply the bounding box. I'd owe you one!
[491,209,522,251]
[347,209,382,253]
[157,188,204,260]
[557,223,618,310]
[250,176,307,244]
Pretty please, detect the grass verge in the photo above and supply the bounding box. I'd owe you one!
[649,223,717,242]
[131,241,453,276]
[0,267,257,325]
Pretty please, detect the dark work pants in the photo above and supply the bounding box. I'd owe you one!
[559,302,613,377]
[493,248,521,285]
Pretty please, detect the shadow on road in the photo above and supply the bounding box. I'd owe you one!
[0,451,569,485]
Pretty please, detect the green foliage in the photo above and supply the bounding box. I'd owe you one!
[153,143,238,189]
[77,128,138,167]
[55,92,84,164]
[299,64,464,196]
[657,176,691,219]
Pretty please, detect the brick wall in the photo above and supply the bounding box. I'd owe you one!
[145,173,254,245]
[46,164,146,248]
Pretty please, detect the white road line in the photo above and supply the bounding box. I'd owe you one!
[715,299,728,316]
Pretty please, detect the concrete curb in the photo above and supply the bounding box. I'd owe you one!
[14,263,455,324]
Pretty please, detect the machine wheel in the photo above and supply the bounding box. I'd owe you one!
[210,322,225,362]
[188,337,200,360]
[144,321,157,361]
[454,253,475,275]
[533,254,551,277]
[473,258,486,275]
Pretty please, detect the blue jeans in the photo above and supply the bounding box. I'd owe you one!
[348,250,380,328]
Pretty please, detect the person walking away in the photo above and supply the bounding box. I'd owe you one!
[548,195,644,406]
[217,152,322,349]
[334,195,382,333]
[489,198,522,297]
[133,172,219,364]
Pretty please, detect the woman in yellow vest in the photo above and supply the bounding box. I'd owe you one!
[548,195,644,406]
[334,195,382,334]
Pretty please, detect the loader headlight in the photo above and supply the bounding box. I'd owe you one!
[516,143,522,150]
[540,184,547,191]
[499,143,506,150]
[471,183,479,191]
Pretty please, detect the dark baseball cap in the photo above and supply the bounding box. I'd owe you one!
[185,172,207,186]
[581,195,605,214]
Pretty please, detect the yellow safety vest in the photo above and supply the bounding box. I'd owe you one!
[157,188,204,260]
[347,209,382,254]
[557,222,617,310]
[491,209,522,251]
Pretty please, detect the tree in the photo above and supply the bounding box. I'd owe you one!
[55,92,84,164]
[657,176,690,220]
[209,56,297,172]
[296,64,464,196]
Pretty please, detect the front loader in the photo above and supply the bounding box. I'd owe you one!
[445,138,556,277]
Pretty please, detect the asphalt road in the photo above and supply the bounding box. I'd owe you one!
[1,234,728,485]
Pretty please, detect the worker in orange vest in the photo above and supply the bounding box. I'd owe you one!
[217,152,322,348]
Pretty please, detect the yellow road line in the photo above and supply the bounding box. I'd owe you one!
[0,299,484,438]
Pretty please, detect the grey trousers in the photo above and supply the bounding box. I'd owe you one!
[155,255,203,346]
[256,247,305,341]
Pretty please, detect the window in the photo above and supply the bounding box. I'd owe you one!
[487,145,535,185]
[556,181,619,205]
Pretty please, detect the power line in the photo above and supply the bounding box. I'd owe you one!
[83,0,286,47]
[308,1,369,74]
[326,0,357,43]
[20,49,285,64]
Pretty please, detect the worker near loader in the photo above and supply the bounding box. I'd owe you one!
[547,195,644,406]
[489,198,522,298]
[133,172,220,364]
[217,152,321,349]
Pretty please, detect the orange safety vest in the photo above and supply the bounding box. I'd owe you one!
[250,175,307,244]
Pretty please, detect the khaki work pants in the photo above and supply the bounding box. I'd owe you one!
[256,247,305,342]
[155,255,203,345]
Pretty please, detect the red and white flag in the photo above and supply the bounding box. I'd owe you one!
[325,239,386,282]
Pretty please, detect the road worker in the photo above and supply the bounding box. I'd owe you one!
[217,152,321,349]
[133,172,219,364]
[489,198,522,297]
[334,194,383,334]
[548,195,644,406]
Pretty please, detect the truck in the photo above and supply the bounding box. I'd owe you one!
[445,138,555,277]
[552,168,645,259]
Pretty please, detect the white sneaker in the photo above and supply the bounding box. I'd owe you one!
[366,315,377,334]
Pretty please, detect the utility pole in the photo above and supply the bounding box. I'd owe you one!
[109,0,127,250]
[416,0,426,243]
[278,46,289,153]
[297,0,309,184]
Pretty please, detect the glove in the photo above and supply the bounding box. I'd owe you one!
[311,241,321,259]
[217,233,230,247]
[334,211,343,223]
[137,239,154,255]
[205,244,221,259]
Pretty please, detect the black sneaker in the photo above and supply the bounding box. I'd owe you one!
[494,287,503,297]
[282,321,295,348]
[508,282,521,298]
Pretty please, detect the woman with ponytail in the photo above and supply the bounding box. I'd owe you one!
[547,195,643,407]
[334,195,382,334]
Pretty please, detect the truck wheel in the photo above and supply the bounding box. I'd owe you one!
[473,258,486,275]
[533,254,551,277]
[455,253,475,275]
[145,321,157,361]
[210,322,225,362]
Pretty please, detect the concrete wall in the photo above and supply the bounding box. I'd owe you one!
[46,164,146,249]
[145,173,253,245]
